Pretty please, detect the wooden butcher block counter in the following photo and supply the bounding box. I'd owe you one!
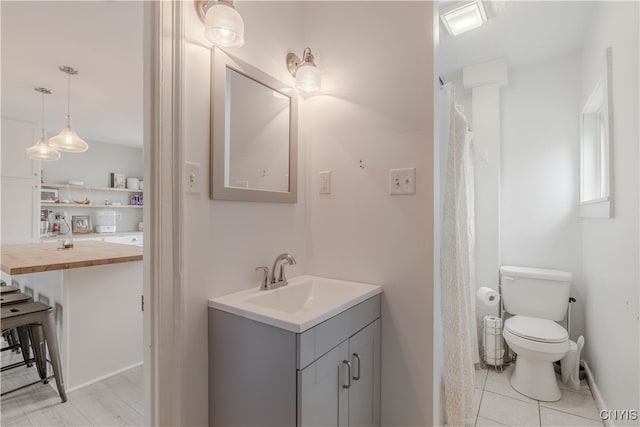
[1,240,143,275]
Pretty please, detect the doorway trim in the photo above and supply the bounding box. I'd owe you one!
[145,0,184,424]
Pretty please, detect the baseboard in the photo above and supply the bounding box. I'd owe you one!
[582,360,612,427]
[66,361,143,393]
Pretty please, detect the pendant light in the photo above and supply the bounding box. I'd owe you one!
[196,0,245,48]
[25,87,61,161]
[49,66,88,153]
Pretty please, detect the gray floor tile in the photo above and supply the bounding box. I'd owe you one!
[540,406,604,426]
[478,391,540,427]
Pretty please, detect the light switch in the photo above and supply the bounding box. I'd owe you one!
[389,167,416,195]
[319,171,331,194]
[184,161,201,194]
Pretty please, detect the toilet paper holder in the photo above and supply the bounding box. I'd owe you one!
[481,316,504,373]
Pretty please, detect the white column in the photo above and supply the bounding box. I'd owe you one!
[463,59,507,301]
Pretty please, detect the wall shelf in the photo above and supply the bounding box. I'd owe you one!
[41,203,143,209]
[41,183,142,193]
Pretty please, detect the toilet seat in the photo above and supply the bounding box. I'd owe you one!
[505,315,568,343]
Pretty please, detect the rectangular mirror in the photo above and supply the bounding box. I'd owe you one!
[210,47,298,203]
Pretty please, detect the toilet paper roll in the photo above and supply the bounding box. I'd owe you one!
[482,316,504,366]
[477,286,500,307]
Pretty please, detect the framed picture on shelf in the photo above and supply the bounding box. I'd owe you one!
[71,215,92,234]
[40,188,59,203]
[110,172,126,189]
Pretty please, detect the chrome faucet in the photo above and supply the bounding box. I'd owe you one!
[255,253,297,290]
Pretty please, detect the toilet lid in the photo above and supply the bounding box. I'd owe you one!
[505,315,568,343]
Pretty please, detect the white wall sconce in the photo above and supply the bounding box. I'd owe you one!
[49,66,88,153]
[195,0,245,48]
[286,48,321,93]
[441,1,487,36]
[25,87,61,161]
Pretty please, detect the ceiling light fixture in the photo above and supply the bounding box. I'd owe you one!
[26,87,61,161]
[441,1,487,36]
[195,0,245,48]
[286,48,321,93]
[49,66,88,153]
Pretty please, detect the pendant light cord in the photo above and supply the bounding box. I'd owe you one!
[40,92,44,129]
[41,90,46,133]
[67,71,71,118]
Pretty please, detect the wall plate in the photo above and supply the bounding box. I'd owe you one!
[389,168,416,195]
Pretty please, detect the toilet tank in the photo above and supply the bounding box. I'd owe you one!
[500,266,572,321]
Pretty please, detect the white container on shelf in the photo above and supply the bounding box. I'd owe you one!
[126,178,140,190]
[95,210,117,233]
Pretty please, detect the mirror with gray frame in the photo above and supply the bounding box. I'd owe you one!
[210,47,298,203]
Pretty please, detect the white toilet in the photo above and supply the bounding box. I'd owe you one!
[500,266,572,401]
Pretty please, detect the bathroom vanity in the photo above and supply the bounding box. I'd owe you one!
[208,276,381,427]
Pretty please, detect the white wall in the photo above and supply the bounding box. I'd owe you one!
[580,2,639,422]
[302,2,434,425]
[42,140,142,188]
[500,53,584,340]
[182,2,433,425]
[181,2,305,425]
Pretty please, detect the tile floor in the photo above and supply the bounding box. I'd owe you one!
[473,363,604,427]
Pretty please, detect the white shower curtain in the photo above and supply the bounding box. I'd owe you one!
[440,83,479,426]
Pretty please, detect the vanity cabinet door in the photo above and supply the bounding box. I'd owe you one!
[299,340,349,426]
[348,319,381,427]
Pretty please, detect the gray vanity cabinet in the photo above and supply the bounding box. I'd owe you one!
[298,318,381,427]
[299,339,349,426]
[347,319,381,426]
[208,294,381,427]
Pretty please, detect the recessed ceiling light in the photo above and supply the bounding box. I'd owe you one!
[441,1,488,36]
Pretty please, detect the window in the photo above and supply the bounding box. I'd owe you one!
[580,47,613,218]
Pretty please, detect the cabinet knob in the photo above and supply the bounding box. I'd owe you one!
[341,360,352,389]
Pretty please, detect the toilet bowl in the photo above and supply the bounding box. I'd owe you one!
[503,315,570,401]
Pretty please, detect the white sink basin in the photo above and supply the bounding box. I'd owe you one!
[208,275,382,333]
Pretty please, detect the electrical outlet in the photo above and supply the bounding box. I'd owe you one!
[319,171,331,194]
[184,161,201,194]
[389,167,416,195]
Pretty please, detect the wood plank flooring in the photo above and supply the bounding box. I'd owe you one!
[1,348,143,426]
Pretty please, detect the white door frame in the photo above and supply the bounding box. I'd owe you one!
[144,1,184,425]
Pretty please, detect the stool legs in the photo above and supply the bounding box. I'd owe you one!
[29,326,48,380]
[41,308,66,402]
[1,302,66,402]
[9,328,19,351]
[16,326,32,366]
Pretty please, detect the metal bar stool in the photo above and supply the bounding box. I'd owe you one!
[1,292,34,365]
[1,302,67,402]
[0,285,20,294]
[0,288,26,354]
